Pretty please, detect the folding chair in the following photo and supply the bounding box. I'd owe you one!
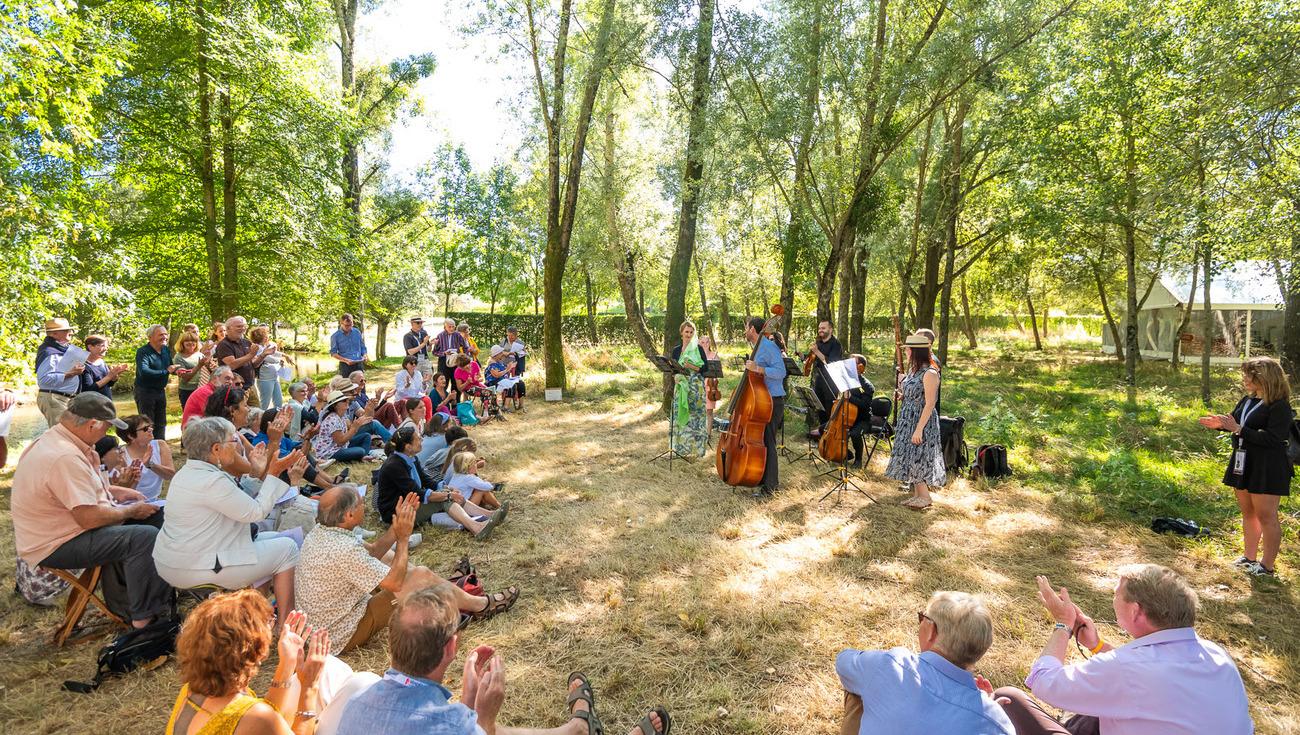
[858,396,894,467]
[43,566,126,646]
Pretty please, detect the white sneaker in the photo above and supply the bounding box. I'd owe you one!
[407,533,423,550]
[353,527,377,540]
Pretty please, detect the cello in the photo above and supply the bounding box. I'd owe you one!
[818,357,864,463]
[716,305,782,486]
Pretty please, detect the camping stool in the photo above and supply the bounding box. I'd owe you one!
[42,566,126,647]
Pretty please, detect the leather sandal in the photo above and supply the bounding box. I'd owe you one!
[632,706,671,735]
[566,672,604,735]
[468,586,519,622]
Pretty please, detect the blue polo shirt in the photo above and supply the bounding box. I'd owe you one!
[330,328,367,362]
[835,648,1014,735]
[335,669,485,735]
[752,336,786,397]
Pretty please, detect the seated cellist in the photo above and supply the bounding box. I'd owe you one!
[843,355,876,469]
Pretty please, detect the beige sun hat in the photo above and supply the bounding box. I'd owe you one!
[44,318,77,333]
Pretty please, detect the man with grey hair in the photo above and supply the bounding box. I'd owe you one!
[295,487,510,654]
[214,315,262,406]
[133,324,178,440]
[837,590,1014,735]
[182,365,233,428]
[995,565,1252,734]
[11,392,172,628]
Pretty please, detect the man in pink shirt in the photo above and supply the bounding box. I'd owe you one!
[181,365,233,428]
[12,392,173,628]
[995,565,1253,735]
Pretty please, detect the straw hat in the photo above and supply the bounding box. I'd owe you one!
[903,333,931,347]
[323,390,351,411]
[489,344,505,357]
[44,318,77,334]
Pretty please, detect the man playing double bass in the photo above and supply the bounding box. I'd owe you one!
[808,319,844,430]
[745,317,787,497]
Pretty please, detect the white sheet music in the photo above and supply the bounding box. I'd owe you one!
[824,358,861,394]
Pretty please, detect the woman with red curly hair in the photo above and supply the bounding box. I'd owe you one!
[166,590,329,735]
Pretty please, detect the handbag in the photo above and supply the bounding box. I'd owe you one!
[62,616,181,693]
[457,401,480,426]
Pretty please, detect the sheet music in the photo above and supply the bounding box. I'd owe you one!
[61,345,91,367]
[824,358,861,394]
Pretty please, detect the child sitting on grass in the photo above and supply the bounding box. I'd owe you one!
[446,451,503,510]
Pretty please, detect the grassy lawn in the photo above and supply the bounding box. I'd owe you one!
[0,339,1297,733]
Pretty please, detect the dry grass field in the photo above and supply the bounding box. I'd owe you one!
[1,344,1297,734]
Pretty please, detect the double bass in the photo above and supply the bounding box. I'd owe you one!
[716,305,783,486]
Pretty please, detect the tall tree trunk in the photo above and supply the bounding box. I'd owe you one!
[1172,246,1201,372]
[1121,106,1140,387]
[219,67,238,315]
[584,265,598,344]
[959,278,977,349]
[717,259,733,342]
[1091,261,1125,362]
[1282,197,1300,382]
[939,235,955,363]
[849,244,868,352]
[537,0,618,390]
[1201,236,1213,405]
[196,0,222,322]
[693,251,716,344]
[1026,285,1042,350]
[334,0,363,319]
[663,0,716,405]
[376,319,389,359]
[899,115,936,333]
[836,239,853,344]
[779,0,822,327]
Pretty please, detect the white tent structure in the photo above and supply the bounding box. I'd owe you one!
[1101,260,1284,364]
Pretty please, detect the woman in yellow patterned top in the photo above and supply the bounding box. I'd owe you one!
[166,590,329,735]
[457,322,479,361]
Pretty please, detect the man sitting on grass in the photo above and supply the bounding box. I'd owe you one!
[837,590,1014,735]
[295,487,516,654]
[994,565,1252,735]
[334,585,672,735]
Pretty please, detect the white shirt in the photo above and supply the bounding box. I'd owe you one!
[394,369,425,400]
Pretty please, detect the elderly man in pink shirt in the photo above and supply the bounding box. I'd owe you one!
[994,564,1253,735]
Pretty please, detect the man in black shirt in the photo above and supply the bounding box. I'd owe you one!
[809,319,844,429]
[403,316,432,382]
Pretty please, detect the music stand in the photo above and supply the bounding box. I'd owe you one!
[815,361,878,506]
[649,355,691,467]
[788,386,826,467]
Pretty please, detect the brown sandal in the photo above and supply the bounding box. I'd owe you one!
[468,586,519,622]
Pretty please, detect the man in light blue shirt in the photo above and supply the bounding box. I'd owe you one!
[744,317,786,495]
[330,313,368,377]
[837,591,1015,735]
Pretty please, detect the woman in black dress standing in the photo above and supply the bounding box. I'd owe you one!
[1199,356,1294,577]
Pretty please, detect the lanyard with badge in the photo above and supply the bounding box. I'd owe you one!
[1232,399,1263,475]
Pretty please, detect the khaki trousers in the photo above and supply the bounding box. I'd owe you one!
[342,590,397,652]
[37,391,71,428]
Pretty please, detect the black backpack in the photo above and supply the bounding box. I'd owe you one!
[939,416,968,473]
[971,444,1012,480]
[62,616,181,693]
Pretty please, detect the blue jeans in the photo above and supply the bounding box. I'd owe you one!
[258,378,283,409]
[330,432,373,462]
[365,420,391,442]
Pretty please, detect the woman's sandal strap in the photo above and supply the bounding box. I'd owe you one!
[635,707,671,735]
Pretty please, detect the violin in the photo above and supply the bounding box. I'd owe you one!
[716,304,783,486]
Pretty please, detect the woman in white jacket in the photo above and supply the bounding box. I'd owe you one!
[153,416,305,623]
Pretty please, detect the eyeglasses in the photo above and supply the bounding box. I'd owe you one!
[140,425,154,433]
[917,611,937,632]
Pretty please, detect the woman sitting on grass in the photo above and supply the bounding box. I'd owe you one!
[422,424,468,478]
[311,390,382,463]
[428,371,457,417]
[167,591,328,735]
[375,426,505,539]
[446,451,504,510]
[205,386,257,453]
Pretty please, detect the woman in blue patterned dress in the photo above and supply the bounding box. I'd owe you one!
[885,333,945,510]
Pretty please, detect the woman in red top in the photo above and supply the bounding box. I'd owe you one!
[453,353,499,419]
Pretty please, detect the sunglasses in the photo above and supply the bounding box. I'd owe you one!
[917,611,937,632]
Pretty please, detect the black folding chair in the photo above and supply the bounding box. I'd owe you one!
[858,396,894,467]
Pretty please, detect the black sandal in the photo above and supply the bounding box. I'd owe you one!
[566,672,603,735]
[468,586,519,622]
[632,706,671,735]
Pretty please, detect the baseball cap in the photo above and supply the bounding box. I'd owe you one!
[66,392,128,429]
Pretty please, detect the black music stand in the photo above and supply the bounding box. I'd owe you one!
[775,356,801,458]
[649,355,691,466]
[789,386,826,467]
[815,369,878,506]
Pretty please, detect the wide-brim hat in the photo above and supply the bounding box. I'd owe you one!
[410,316,424,323]
[44,318,77,333]
[489,344,505,357]
[324,390,350,410]
[904,334,931,348]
